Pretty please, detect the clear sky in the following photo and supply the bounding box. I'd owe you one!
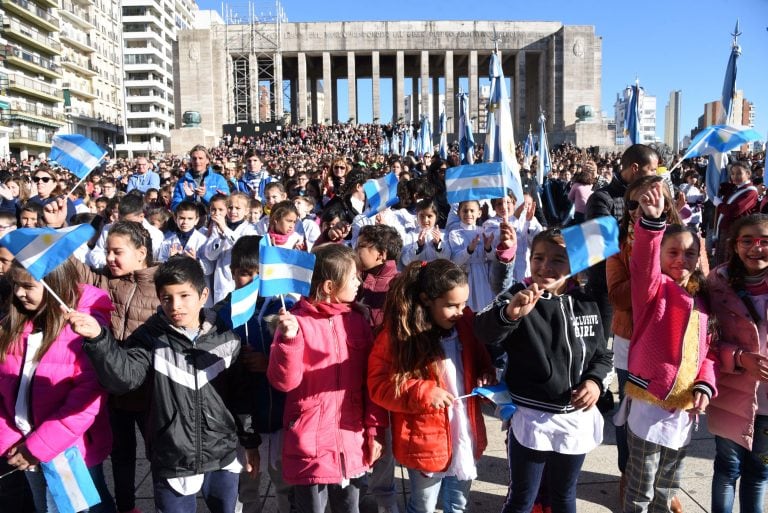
[198,0,768,144]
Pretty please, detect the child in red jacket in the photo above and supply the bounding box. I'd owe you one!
[368,259,495,513]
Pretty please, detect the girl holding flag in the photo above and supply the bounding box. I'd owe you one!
[474,229,613,513]
[367,259,495,513]
[0,257,115,513]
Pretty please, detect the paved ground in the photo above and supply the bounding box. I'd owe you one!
[120,404,732,513]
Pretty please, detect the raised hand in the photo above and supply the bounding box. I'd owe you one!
[43,197,68,228]
[467,234,481,254]
[639,181,665,219]
[505,282,544,320]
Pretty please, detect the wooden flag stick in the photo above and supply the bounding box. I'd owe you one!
[41,278,72,313]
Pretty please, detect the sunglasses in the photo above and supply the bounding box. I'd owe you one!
[333,166,346,170]
[626,199,640,210]
[33,176,52,183]
[736,237,768,249]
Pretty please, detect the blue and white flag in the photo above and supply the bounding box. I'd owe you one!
[41,446,100,513]
[484,52,524,203]
[230,277,260,329]
[364,172,399,217]
[379,136,390,156]
[445,162,506,204]
[624,82,641,146]
[402,127,411,156]
[537,112,552,186]
[0,225,95,280]
[417,115,432,158]
[438,110,448,159]
[682,124,761,159]
[259,240,316,297]
[50,134,106,180]
[707,26,741,199]
[471,384,517,421]
[458,92,475,165]
[523,129,535,169]
[561,217,620,274]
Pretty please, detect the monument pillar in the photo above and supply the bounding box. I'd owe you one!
[444,50,454,135]
[372,51,380,124]
[297,52,308,126]
[515,50,526,136]
[432,75,440,137]
[274,53,283,123]
[469,50,479,125]
[395,50,405,123]
[347,51,357,123]
[249,54,259,123]
[322,52,332,124]
[420,50,429,122]
[549,35,556,130]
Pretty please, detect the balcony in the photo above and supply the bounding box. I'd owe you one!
[59,1,95,30]
[5,45,62,79]
[3,102,66,128]
[9,128,54,148]
[1,16,61,55]
[63,80,96,100]
[59,27,95,53]
[7,74,61,103]
[61,55,97,77]
[0,0,58,32]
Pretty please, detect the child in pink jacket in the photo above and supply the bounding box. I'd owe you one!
[268,244,387,513]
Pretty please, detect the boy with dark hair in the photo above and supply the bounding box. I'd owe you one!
[75,255,260,513]
[215,235,296,513]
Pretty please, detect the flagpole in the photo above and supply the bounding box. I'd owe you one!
[41,278,72,312]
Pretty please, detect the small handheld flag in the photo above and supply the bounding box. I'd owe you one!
[445,162,506,204]
[259,241,316,298]
[363,172,399,217]
[230,277,260,329]
[0,225,95,281]
[456,383,517,421]
[50,134,106,181]
[560,217,620,275]
[41,446,101,513]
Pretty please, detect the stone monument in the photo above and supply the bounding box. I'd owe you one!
[170,110,217,155]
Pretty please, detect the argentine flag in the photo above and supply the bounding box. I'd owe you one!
[259,240,316,297]
[459,383,517,422]
[50,134,107,180]
[41,446,101,513]
[230,277,259,329]
[561,217,620,274]
[445,162,506,204]
[0,225,95,280]
[363,172,399,217]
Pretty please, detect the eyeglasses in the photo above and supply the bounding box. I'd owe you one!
[736,237,768,249]
[33,176,52,183]
[333,166,346,170]
[626,199,640,211]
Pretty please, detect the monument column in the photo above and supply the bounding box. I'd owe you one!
[549,36,556,130]
[432,75,440,136]
[297,52,308,126]
[249,54,259,123]
[395,51,405,123]
[372,51,380,124]
[322,52,332,124]
[420,50,429,122]
[347,51,357,123]
[444,50,454,135]
[274,53,283,123]
[469,50,479,125]
[515,50,526,136]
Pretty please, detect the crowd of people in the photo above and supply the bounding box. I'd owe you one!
[0,121,766,513]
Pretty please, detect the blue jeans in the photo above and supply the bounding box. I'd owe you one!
[405,469,471,513]
[153,469,239,513]
[26,463,115,513]
[502,430,586,513]
[711,415,768,513]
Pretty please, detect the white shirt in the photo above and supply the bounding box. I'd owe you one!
[15,332,43,436]
[511,404,603,455]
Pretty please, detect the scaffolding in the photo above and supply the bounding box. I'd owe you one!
[220,0,286,124]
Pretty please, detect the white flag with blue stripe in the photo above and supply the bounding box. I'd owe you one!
[230,277,259,329]
[537,112,552,186]
[0,225,95,280]
[523,130,535,169]
[259,239,316,297]
[561,217,620,274]
[50,134,106,180]
[445,162,506,204]
[41,446,101,513]
[363,172,399,217]
[624,83,641,146]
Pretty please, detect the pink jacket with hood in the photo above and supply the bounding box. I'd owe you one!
[0,285,113,467]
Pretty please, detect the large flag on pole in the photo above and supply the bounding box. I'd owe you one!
[624,82,641,146]
[484,51,523,203]
[0,225,95,281]
[50,134,106,180]
[458,92,475,165]
[707,21,741,200]
[523,128,535,169]
[438,110,448,159]
[537,111,552,185]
